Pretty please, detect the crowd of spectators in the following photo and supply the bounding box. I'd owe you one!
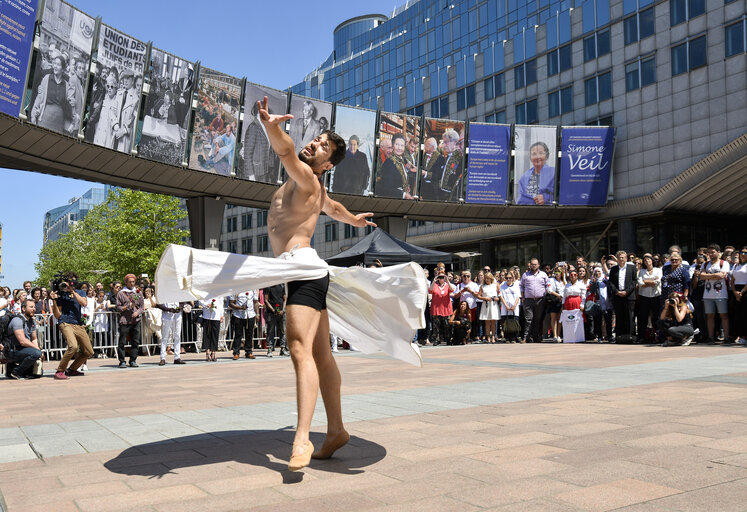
[2,243,745,379]
[419,243,747,348]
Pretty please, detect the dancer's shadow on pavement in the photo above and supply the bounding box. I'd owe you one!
[104,429,386,484]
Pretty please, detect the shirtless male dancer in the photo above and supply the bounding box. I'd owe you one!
[257,96,377,471]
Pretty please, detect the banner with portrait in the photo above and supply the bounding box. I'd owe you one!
[288,94,332,154]
[373,112,421,200]
[513,125,557,206]
[0,0,38,117]
[418,117,466,202]
[136,48,194,166]
[558,126,614,206]
[464,123,510,204]
[188,68,241,176]
[237,82,287,184]
[25,0,94,136]
[83,24,146,154]
[329,105,376,196]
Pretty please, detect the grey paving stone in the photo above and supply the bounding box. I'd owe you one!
[20,423,65,438]
[0,427,25,441]
[57,420,104,433]
[0,443,37,463]
[31,436,86,458]
[76,431,131,452]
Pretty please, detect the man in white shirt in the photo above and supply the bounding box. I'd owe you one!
[229,290,260,359]
[694,243,730,343]
[451,270,480,342]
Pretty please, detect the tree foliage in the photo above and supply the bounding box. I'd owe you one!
[35,189,189,286]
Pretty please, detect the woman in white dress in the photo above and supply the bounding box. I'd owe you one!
[93,73,120,147]
[92,289,110,349]
[499,273,521,343]
[478,272,500,343]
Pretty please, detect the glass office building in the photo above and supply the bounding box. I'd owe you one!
[280,0,747,265]
[43,187,109,245]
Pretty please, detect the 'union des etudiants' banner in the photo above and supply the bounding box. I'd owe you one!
[464,123,510,204]
[558,126,615,206]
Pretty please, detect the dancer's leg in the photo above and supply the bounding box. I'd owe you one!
[286,304,322,455]
[311,310,349,458]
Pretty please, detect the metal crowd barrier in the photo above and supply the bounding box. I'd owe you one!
[34,310,271,361]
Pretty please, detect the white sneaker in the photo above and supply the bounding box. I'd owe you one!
[331,344,339,353]
[80,364,88,371]
[682,334,694,346]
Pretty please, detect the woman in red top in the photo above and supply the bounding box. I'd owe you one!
[430,272,454,346]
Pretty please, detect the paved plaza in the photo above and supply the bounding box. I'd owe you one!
[0,343,746,511]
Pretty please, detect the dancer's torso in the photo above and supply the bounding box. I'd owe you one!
[268,178,324,256]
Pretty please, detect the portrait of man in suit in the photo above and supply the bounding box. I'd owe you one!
[289,100,321,152]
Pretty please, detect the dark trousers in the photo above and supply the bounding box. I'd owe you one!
[231,316,255,355]
[523,297,546,342]
[265,313,284,351]
[637,295,660,340]
[11,346,42,376]
[691,298,707,340]
[470,307,479,340]
[430,315,450,345]
[735,285,747,337]
[584,304,603,339]
[603,309,614,340]
[117,322,141,362]
[613,297,636,337]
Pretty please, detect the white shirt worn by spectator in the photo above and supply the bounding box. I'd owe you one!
[201,297,224,320]
[499,281,521,316]
[733,262,747,286]
[547,278,564,296]
[637,267,662,298]
[455,281,480,309]
[618,265,626,291]
[563,281,588,301]
[703,259,730,300]
[232,290,258,319]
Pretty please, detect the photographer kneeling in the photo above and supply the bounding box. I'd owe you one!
[657,292,694,347]
[4,299,42,379]
[50,271,93,380]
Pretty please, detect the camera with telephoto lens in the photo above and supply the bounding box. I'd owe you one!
[51,271,79,294]
[667,298,677,306]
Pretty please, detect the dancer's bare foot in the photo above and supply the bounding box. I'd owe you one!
[312,430,350,459]
[288,440,314,471]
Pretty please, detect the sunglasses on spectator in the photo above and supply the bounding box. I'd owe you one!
[741,251,747,255]
[569,272,578,276]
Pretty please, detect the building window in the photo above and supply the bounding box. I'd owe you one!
[365,225,376,235]
[583,29,611,61]
[624,7,655,45]
[226,216,237,233]
[725,18,746,58]
[431,96,449,118]
[515,99,538,125]
[344,224,358,239]
[584,71,612,106]
[513,58,537,89]
[227,240,237,253]
[486,110,507,124]
[671,0,705,26]
[456,85,476,111]
[241,213,252,230]
[406,105,424,116]
[257,209,268,227]
[671,35,707,75]
[625,55,656,91]
[548,86,573,118]
[484,72,505,101]
[257,235,269,252]
[325,222,338,242]
[241,238,252,254]
[586,115,614,126]
[547,44,572,76]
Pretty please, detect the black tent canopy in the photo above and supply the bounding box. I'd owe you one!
[325,228,453,267]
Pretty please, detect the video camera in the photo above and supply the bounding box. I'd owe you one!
[50,271,79,294]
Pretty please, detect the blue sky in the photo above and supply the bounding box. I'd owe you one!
[1,0,394,289]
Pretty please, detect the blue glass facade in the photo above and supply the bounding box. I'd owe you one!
[292,0,617,112]
[43,187,108,244]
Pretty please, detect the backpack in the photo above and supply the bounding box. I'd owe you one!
[0,313,23,363]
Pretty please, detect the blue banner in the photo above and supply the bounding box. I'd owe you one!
[558,126,615,206]
[465,123,510,204]
[0,0,38,117]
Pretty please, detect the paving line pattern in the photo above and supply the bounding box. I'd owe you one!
[1,352,746,464]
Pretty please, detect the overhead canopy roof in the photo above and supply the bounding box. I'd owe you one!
[326,228,452,267]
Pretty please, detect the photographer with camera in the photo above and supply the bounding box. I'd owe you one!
[3,299,42,379]
[657,292,694,347]
[50,271,93,380]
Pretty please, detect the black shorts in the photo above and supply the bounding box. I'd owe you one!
[286,274,329,311]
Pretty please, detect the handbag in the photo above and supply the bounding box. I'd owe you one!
[544,292,561,305]
[29,359,43,379]
[503,314,521,336]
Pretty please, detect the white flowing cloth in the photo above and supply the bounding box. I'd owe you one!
[155,244,426,367]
